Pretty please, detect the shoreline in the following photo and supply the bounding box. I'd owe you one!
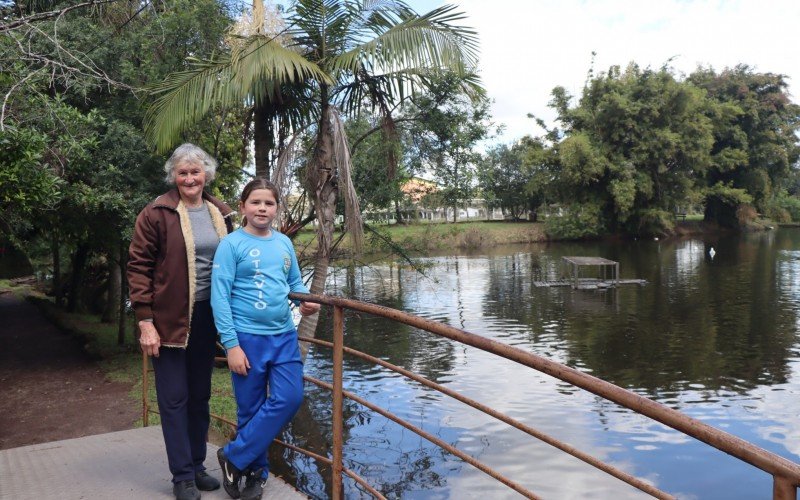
[297,219,771,261]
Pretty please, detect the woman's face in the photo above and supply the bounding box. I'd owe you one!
[174,160,206,204]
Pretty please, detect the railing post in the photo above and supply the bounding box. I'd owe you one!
[141,352,149,427]
[332,305,344,499]
[773,475,797,500]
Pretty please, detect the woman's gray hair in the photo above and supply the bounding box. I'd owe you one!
[163,143,217,184]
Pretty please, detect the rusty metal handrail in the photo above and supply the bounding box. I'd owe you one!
[288,292,800,499]
[301,335,670,498]
[304,374,542,499]
[141,292,800,498]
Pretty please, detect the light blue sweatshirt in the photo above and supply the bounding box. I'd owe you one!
[211,228,308,349]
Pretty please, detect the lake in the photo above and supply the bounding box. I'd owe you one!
[288,228,800,499]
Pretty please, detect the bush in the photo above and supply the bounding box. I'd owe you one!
[635,208,675,237]
[767,192,800,222]
[544,204,605,240]
[736,204,758,225]
[459,227,486,249]
[771,208,792,223]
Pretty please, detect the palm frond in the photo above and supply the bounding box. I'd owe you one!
[144,57,239,152]
[145,36,330,153]
[331,4,480,77]
[330,107,363,253]
[231,35,332,98]
[289,0,354,58]
[402,67,486,101]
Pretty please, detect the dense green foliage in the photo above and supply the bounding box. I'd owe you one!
[0,0,244,322]
[549,63,715,235]
[529,63,800,237]
[689,66,800,226]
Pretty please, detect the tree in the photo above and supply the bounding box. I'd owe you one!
[406,74,492,222]
[144,0,481,343]
[346,111,406,217]
[479,136,552,221]
[0,0,243,341]
[688,65,800,227]
[549,63,714,236]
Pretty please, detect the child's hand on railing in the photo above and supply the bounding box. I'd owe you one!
[299,301,321,316]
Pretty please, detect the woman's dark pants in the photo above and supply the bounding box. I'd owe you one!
[152,300,216,483]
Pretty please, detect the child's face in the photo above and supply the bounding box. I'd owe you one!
[241,188,278,234]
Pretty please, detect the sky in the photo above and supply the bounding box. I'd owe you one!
[408,0,800,144]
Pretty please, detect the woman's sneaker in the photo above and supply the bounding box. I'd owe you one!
[217,448,242,498]
[172,479,201,500]
[241,468,267,500]
[194,470,220,491]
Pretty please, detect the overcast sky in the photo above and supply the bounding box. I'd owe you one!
[409,0,800,144]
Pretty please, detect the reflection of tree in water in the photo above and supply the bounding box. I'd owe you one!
[373,449,450,499]
[282,262,457,497]
[561,233,797,396]
[478,236,798,395]
[482,251,569,345]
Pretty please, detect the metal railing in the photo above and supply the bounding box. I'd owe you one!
[142,292,800,499]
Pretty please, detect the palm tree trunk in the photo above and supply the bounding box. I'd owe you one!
[297,255,329,357]
[254,103,272,178]
[297,97,338,351]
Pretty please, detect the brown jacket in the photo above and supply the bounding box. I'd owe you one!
[127,189,234,347]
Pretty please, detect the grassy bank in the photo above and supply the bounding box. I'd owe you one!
[294,220,548,256]
[293,218,745,258]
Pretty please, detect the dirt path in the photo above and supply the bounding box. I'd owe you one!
[0,292,139,450]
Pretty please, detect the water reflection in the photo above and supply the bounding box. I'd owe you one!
[288,229,800,499]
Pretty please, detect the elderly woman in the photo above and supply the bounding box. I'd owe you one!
[128,143,234,500]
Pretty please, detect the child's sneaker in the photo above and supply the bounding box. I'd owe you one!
[241,468,267,500]
[217,447,242,499]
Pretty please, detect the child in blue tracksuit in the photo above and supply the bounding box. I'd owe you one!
[211,178,320,500]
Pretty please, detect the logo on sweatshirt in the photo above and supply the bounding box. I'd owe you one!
[249,247,267,310]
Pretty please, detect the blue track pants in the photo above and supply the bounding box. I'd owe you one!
[224,330,304,476]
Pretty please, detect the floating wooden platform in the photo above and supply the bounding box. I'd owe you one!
[534,278,647,289]
[537,256,648,289]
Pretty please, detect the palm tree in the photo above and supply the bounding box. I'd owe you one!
[144,0,481,341]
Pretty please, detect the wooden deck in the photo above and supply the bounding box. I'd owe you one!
[0,426,306,499]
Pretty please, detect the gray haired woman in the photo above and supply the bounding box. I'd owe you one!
[128,143,234,500]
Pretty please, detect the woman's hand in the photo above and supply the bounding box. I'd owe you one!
[299,301,321,316]
[227,346,250,376]
[139,321,161,357]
